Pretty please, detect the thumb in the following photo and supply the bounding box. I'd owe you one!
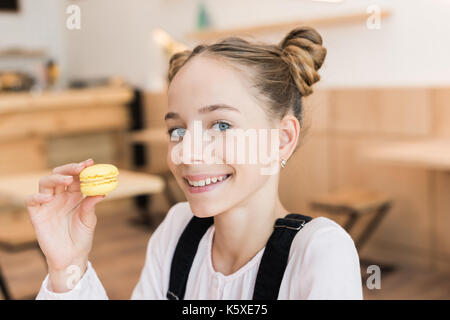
[78,195,105,229]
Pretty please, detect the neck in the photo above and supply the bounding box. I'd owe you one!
[211,175,289,276]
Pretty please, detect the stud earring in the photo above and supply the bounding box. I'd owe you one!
[281,159,287,168]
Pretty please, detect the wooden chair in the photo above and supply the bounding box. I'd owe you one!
[0,264,12,300]
[309,188,394,272]
[0,208,39,300]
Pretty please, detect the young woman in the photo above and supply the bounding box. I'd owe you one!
[26,26,363,299]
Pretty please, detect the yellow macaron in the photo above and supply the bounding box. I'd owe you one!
[79,164,119,196]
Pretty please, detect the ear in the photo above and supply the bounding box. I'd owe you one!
[278,114,300,161]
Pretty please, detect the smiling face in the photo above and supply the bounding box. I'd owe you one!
[166,55,286,217]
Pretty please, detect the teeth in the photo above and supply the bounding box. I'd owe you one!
[187,175,229,187]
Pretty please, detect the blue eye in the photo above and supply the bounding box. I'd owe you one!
[212,121,231,132]
[168,128,186,140]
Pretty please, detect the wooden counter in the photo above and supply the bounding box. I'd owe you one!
[0,169,165,250]
[0,86,134,174]
[0,87,168,250]
[0,86,133,115]
[361,139,450,171]
[0,169,165,207]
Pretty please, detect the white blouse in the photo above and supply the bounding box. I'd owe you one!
[36,201,363,300]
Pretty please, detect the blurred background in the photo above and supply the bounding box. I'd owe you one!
[0,0,449,300]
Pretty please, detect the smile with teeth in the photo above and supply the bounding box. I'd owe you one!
[185,174,232,187]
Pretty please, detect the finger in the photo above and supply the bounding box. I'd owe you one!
[52,159,94,177]
[39,174,74,195]
[25,193,53,208]
[52,159,94,193]
[78,195,105,230]
[67,159,96,193]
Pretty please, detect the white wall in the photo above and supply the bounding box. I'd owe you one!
[2,0,450,89]
[191,0,450,88]
[312,0,450,88]
[62,0,197,90]
[0,0,68,84]
[63,0,450,89]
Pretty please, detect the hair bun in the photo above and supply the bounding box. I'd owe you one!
[279,26,327,96]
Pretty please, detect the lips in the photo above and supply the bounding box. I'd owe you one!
[182,173,233,193]
[183,173,232,181]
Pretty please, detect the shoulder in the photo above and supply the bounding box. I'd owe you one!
[164,201,194,224]
[157,201,194,238]
[286,216,363,299]
[290,216,358,262]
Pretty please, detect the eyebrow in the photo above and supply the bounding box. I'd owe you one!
[164,104,240,121]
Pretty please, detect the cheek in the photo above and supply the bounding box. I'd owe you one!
[166,145,174,170]
[230,164,269,196]
[166,144,180,177]
[218,129,279,166]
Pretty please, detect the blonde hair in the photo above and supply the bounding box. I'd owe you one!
[167,26,326,150]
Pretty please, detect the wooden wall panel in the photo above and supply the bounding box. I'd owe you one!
[432,88,450,138]
[329,89,379,134]
[303,89,330,133]
[376,88,432,136]
[280,133,330,213]
[330,88,433,137]
[0,137,46,174]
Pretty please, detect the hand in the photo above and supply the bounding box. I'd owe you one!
[25,159,105,292]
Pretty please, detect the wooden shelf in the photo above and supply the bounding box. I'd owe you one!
[0,48,47,59]
[0,85,133,115]
[186,10,391,42]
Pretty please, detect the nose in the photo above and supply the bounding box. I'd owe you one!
[179,122,208,164]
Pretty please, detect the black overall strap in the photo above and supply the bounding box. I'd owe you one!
[167,216,214,300]
[252,213,312,300]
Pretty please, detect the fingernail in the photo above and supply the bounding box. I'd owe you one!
[78,159,92,167]
[63,175,73,181]
[41,194,52,199]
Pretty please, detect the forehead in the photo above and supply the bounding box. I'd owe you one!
[167,55,259,111]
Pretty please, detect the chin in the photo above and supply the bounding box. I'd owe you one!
[187,200,225,218]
